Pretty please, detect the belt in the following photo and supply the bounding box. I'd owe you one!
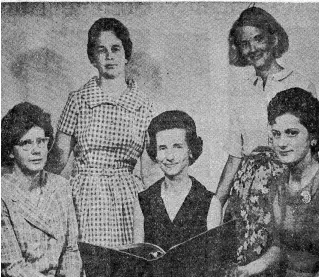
[72,166,133,176]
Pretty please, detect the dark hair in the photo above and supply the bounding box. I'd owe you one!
[268,88,319,156]
[87,18,132,64]
[229,7,289,67]
[1,102,54,167]
[147,110,203,166]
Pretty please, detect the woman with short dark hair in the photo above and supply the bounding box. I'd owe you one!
[1,102,81,277]
[47,18,154,247]
[134,110,221,251]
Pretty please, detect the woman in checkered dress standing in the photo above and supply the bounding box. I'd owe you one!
[48,18,154,247]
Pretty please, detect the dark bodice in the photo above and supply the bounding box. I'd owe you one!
[138,176,214,251]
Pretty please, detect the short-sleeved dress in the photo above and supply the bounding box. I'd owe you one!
[57,77,154,247]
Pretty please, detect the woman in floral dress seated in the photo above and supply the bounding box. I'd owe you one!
[1,102,81,277]
[228,88,319,277]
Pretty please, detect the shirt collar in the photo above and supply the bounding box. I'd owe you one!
[248,68,294,86]
[83,77,146,112]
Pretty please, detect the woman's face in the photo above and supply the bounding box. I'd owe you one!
[237,26,275,71]
[156,128,191,179]
[12,126,49,176]
[93,31,127,79]
[271,113,312,165]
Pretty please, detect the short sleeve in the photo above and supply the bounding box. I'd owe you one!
[57,91,79,136]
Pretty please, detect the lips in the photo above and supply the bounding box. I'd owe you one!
[278,150,292,156]
[29,159,43,163]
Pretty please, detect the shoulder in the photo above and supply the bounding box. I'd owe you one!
[282,70,316,95]
[190,176,214,198]
[68,77,99,99]
[45,171,72,196]
[127,80,154,112]
[139,178,163,199]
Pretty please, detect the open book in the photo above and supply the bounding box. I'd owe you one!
[79,219,238,277]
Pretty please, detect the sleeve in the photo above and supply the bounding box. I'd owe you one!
[1,200,46,277]
[57,91,79,136]
[223,91,243,158]
[57,184,82,277]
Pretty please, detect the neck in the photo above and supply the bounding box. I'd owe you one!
[164,173,191,194]
[289,152,318,183]
[255,60,283,84]
[98,75,127,96]
[12,165,41,191]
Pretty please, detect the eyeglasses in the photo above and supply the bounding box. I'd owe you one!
[16,137,50,151]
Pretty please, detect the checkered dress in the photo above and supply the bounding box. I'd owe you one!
[57,77,154,247]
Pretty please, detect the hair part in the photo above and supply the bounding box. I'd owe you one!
[1,102,54,167]
[268,87,319,156]
[229,7,289,67]
[87,18,133,64]
[147,110,203,166]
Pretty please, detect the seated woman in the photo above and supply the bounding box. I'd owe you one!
[133,110,221,251]
[230,88,319,277]
[267,88,319,277]
[1,102,81,277]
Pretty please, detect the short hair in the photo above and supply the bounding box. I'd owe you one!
[1,102,54,167]
[147,110,203,166]
[87,18,133,64]
[268,88,319,155]
[229,7,289,67]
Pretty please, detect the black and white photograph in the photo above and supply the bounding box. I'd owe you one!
[1,1,319,276]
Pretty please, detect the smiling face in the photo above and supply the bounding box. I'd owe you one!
[12,126,48,176]
[156,128,191,179]
[93,31,127,79]
[271,113,312,165]
[237,26,276,71]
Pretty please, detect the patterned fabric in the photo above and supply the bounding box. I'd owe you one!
[225,69,317,158]
[57,77,154,247]
[1,171,82,277]
[139,176,214,251]
[224,147,286,267]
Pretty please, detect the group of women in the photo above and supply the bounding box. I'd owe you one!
[1,6,318,277]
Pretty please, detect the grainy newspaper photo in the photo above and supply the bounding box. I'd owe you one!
[1,2,319,277]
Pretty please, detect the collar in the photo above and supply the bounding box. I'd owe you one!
[1,171,58,239]
[82,77,146,112]
[248,68,294,86]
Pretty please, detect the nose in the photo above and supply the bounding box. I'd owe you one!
[248,42,257,53]
[30,142,42,154]
[165,149,174,161]
[277,136,289,149]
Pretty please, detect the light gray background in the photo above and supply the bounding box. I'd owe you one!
[2,2,319,190]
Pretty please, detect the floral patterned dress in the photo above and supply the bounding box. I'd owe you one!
[224,147,286,273]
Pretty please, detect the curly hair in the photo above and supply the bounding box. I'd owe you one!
[229,7,289,67]
[87,18,133,64]
[1,102,54,167]
[268,87,319,155]
[147,110,203,166]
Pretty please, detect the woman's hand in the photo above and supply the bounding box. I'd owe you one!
[228,266,249,277]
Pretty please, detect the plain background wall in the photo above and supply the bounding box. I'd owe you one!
[2,2,319,191]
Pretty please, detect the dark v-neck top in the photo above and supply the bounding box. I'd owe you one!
[138,176,214,251]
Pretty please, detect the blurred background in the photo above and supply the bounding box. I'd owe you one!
[2,2,319,190]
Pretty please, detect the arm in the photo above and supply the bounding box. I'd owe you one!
[234,246,281,276]
[46,131,75,174]
[133,197,145,244]
[207,196,222,229]
[1,201,46,277]
[216,155,242,207]
[58,185,82,277]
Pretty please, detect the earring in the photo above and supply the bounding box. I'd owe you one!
[311,140,317,147]
[9,153,14,159]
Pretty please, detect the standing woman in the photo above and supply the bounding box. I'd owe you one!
[48,18,154,247]
[217,6,317,274]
